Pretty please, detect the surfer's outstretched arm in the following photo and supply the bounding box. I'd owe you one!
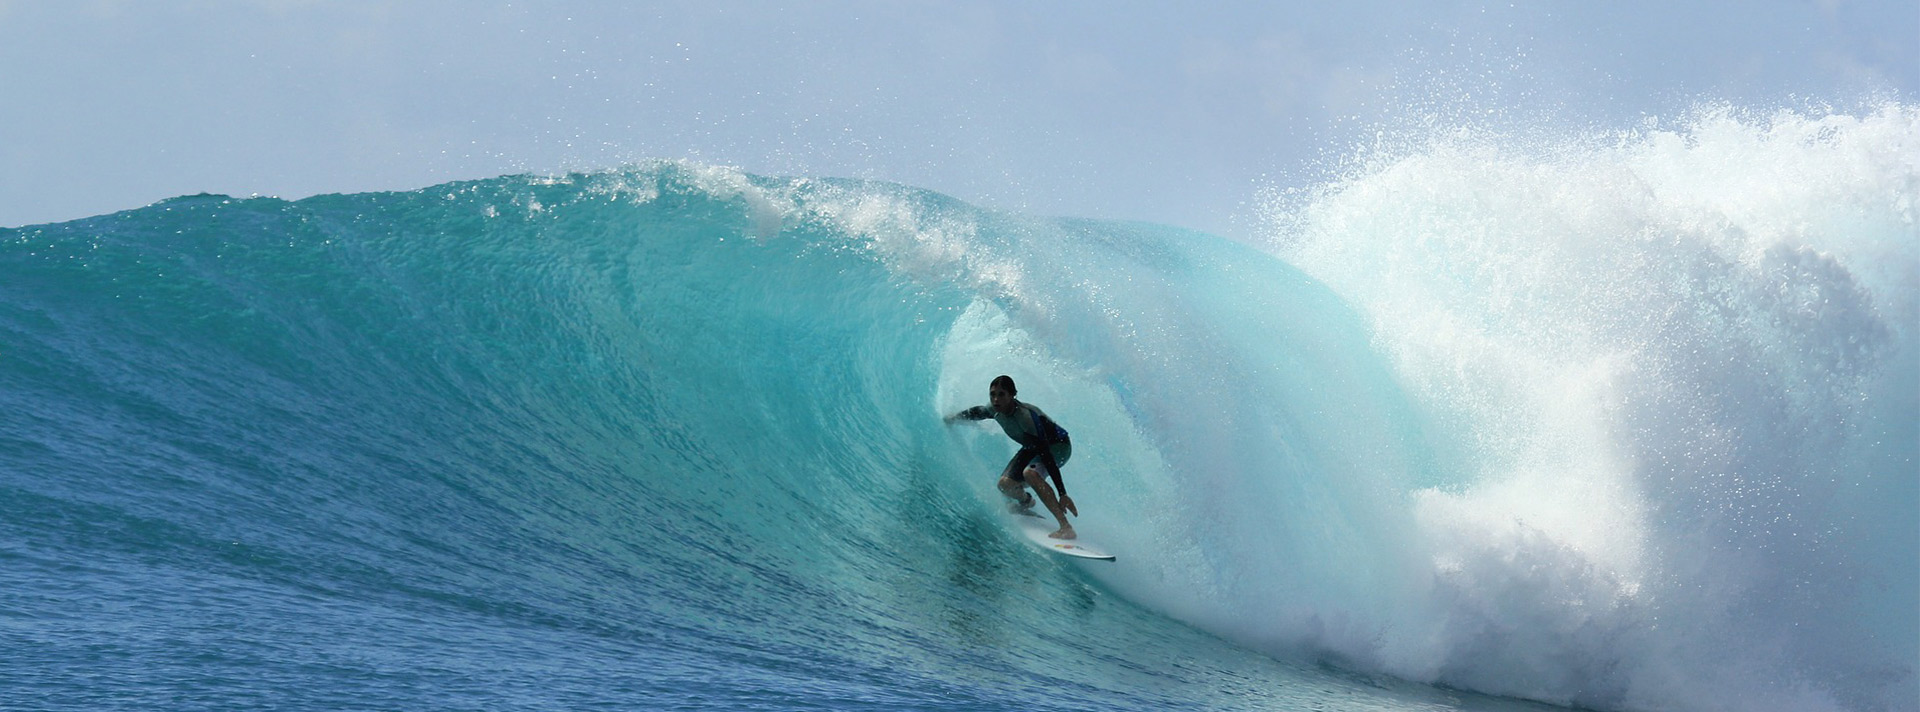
[944,406,993,424]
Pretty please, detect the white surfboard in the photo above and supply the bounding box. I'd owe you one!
[1011,511,1117,562]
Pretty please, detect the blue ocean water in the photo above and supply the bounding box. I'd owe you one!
[2,105,1914,712]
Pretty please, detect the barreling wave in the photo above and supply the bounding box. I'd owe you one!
[0,103,1913,712]
[0,160,1457,711]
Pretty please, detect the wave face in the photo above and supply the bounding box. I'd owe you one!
[1,105,1914,712]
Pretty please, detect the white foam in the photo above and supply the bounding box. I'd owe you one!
[1266,103,1918,711]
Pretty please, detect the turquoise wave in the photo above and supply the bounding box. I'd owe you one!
[0,164,1465,711]
[2,101,1913,712]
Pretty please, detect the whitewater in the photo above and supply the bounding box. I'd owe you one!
[1,105,1913,712]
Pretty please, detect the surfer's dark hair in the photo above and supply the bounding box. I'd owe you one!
[990,375,1017,396]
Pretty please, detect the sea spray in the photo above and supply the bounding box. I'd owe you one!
[1264,103,1918,711]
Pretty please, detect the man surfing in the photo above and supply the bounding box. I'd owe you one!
[944,375,1079,539]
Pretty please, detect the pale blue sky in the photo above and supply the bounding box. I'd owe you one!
[2,1,1914,236]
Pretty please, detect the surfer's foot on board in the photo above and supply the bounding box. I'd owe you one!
[1049,526,1076,540]
[1007,492,1036,514]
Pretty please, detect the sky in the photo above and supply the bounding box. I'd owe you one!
[1,0,1914,237]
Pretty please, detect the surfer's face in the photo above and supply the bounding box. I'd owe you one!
[989,387,1014,414]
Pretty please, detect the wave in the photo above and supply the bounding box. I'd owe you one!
[1,103,1913,712]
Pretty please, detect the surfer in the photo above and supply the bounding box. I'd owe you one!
[944,375,1078,539]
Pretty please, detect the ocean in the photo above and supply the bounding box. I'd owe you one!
[2,104,1913,711]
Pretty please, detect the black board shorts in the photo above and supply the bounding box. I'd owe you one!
[999,441,1072,483]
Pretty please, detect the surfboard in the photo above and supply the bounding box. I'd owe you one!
[1011,510,1117,562]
